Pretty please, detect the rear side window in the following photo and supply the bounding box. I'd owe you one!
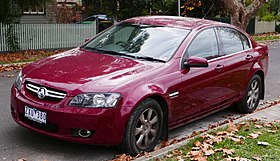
[187,28,219,60]
[217,27,244,55]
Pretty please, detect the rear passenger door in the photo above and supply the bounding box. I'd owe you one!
[216,27,254,101]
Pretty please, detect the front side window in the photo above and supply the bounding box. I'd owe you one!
[187,28,219,60]
[83,22,190,62]
[217,27,244,55]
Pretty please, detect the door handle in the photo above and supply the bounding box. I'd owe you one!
[215,64,224,70]
[246,54,253,60]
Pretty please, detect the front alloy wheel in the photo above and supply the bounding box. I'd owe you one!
[121,98,163,156]
[135,108,159,149]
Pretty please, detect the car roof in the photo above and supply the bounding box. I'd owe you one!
[124,16,228,30]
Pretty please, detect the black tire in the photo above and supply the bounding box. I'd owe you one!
[237,75,262,113]
[120,98,163,156]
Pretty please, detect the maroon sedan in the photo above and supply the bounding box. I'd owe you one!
[11,16,268,155]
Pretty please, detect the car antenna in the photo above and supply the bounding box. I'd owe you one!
[202,3,215,19]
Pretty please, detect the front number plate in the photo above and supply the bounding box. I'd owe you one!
[24,106,47,124]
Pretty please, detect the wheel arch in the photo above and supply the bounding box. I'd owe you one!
[121,84,170,142]
[148,95,169,141]
[253,70,265,100]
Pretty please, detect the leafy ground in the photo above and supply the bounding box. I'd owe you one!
[111,100,280,161]
[252,33,280,41]
[160,119,280,161]
[0,50,63,73]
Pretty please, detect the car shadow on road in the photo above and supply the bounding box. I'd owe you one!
[6,126,121,160]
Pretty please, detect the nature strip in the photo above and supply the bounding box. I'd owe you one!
[111,99,280,161]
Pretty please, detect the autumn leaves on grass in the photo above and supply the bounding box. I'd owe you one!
[162,119,280,161]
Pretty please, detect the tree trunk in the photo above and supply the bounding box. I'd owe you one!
[220,0,266,30]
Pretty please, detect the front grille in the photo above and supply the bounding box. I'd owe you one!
[25,82,66,102]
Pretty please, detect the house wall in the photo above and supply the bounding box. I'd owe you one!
[20,15,49,24]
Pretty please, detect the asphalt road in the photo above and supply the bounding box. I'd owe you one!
[0,42,279,161]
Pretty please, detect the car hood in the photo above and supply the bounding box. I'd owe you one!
[23,48,164,96]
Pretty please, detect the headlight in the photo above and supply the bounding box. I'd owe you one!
[69,93,121,108]
[15,70,23,90]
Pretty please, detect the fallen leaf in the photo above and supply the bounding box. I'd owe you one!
[216,131,229,136]
[191,131,200,137]
[192,147,201,151]
[263,123,272,127]
[166,154,173,158]
[227,121,238,133]
[194,140,202,147]
[170,139,178,144]
[203,149,214,156]
[160,140,169,148]
[172,149,182,155]
[144,152,151,158]
[223,114,234,118]
[229,136,242,143]
[18,159,27,161]
[194,156,208,161]
[201,143,212,149]
[112,154,132,161]
[248,132,262,139]
[255,124,263,129]
[7,74,15,78]
[223,149,235,155]
[188,150,200,157]
[177,156,184,161]
[215,148,235,155]
[202,134,215,139]
[225,157,251,161]
[267,130,277,133]
[257,141,270,146]
[253,156,262,161]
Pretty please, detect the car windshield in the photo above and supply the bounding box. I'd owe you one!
[83,22,190,62]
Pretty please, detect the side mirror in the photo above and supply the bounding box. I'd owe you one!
[184,56,208,68]
[84,38,90,42]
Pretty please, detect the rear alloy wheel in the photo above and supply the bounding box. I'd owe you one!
[120,98,163,156]
[237,75,262,113]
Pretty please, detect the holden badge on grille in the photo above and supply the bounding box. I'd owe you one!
[37,87,47,99]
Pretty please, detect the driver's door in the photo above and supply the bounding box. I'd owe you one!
[169,28,227,123]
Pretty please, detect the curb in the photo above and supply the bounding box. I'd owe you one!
[134,104,280,161]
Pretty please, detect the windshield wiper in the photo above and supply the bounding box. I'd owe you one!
[84,47,166,63]
[135,56,166,63]
[84,47,136,59]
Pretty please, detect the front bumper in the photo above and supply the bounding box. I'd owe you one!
[10,85,130,145]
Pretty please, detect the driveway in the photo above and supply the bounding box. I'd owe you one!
[0,41,279,161]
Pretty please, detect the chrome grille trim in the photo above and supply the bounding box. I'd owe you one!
[26,83,66,99]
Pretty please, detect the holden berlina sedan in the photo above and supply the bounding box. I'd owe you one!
[11,16,268,155]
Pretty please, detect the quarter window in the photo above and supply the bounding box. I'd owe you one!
[187,28,219,60]
[217,27,245,55]
[240,33,250,50]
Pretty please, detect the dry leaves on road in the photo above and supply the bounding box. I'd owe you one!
[0,50,64,74]
[0,50,62,64]
[0,64,28,73]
